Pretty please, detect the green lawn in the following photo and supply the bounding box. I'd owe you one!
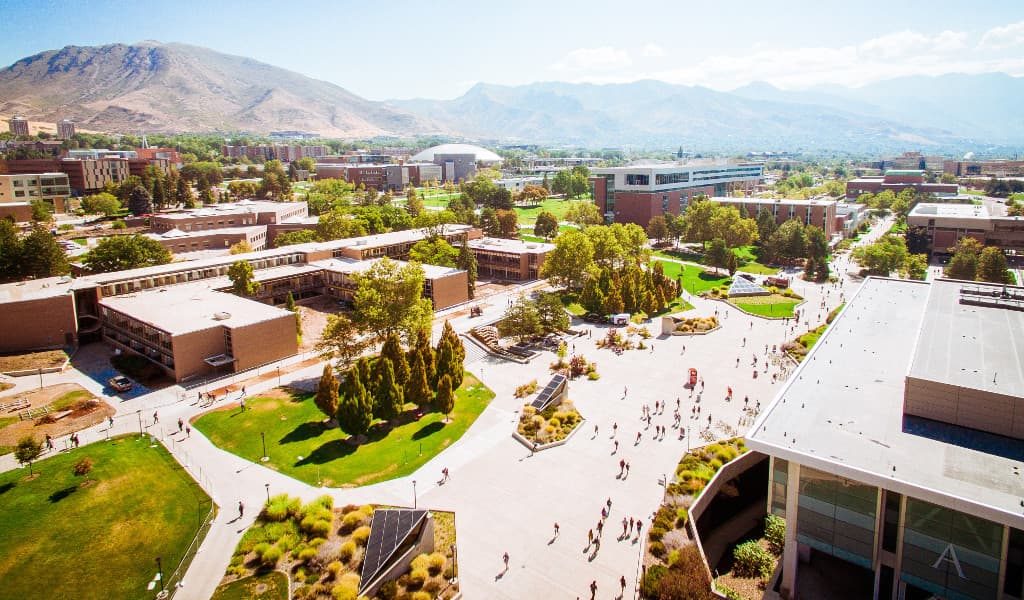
[0,435,213,599]
[514,197,580,225]
[520,233,550,243]
[730,295,802,318]
[559,292,587,316]
[212,571,289,600]
[194,374,494,488]
[653,245,778,275]
[653,260,731,294]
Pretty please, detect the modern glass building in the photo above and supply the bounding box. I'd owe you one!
[748,278,1024,600]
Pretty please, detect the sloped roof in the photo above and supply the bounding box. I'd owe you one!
[359,509,429,593]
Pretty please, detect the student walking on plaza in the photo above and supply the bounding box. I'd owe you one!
[238,501,244,518]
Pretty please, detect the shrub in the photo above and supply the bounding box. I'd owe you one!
[277,533,299,553]
[428,552,447,575]
[733,540,774,579]
[411,553,430,571]
[378,581,397,600]
[308,537,326,547]
[649,526,667,542]
[675,507,689,528]
[301,516,331,537]
[717,583,744,600]
[253,542,271,558]
[424,579,442,594]
[339,511,364,534]
[111,220,126,229]
[261,545,282,566]
[327,561,343,577]
[587,371,600,380]
[657,545,715,599]
[263,494,300,521]
[338,540,357,563]
[297,547,318,563]
[330,581,358,600]
[514,379,538,398]
[407,567,429,589]
[351,525,371,546]
[411,592,432,600]
[73,457,94,476]
[765,515,786,555]
[641,564,667,598]
[649,540,667,559]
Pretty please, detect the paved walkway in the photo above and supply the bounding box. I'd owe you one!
[0,232,881,599]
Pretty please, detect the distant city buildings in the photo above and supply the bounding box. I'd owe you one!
[313,163,442,191]
[56,118,76,140]
[0,147,179,196]
[6,115,29,137]
[221,144,328,162]
[845,170,957,200]
[590,162,764,227]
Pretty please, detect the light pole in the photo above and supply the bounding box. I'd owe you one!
[38,366,43,389]
[265,483,270,503]
[450,543,458,582]
[260,432,268,462]
[155,556,165,593]
[277,366,281,387]
[137,409,143,435]
[412,479,417,509]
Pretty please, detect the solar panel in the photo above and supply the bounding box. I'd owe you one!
[530,373,567,410]
[728,277,769,297]
[359,508,428,592]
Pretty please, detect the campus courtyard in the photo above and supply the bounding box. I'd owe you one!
[0,251,853,600]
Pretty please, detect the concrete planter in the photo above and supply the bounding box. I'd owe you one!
[511,417,586,452]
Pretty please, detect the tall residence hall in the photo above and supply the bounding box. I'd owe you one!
[590,162,763,227]
[0,224,551,382]
[747,277,1024,600]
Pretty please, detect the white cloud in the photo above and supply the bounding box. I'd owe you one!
[641,43,666,58]
[551,46,632,72]
[979,21,1024,49]
[859,29,966,58]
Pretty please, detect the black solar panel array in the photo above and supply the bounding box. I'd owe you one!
[359,508,428,591]
[530,373,567,410]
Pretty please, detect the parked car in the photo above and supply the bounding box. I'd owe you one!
[583,313,609,324]
[108,375,133,392]
[738,273,755,282]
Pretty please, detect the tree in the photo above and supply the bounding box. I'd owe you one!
[228,260,259,296]
[128,185,153,216]
[317,313,368,369]
[317,208,369,241]
[406,349,433,409]
[478,206,500,236]
[579,267,605,314]
[274,230,320,247]
[804,225,829,261]
[14,436,42,476]
[83,235,172,273]
[456,241,477,299]
[227,180,259,200]
[314,364,339,421]
[412,328,435,385]
[681,197,717,248]
[414,210,459,238]
[709,206,757,248]
[603,279,625,314]
[852,235,908,276]
[518,184,548,206]
[80,192,121,216]
[286,292,302,337]
[705,238,732,273]
[940,173,958,184]
[536,291,570,332]
[647,215,669,244]
[380,332,410,387]
[406,186,424,217]
[175,177,195,208]
[373,358,405,421]
[564,201,602,228]
[586,226,624,267]
[541,230,594,289]
[435,374,455,422]
[945,237,984,280]
[440,320,465,368]
[20,226,69,278]
[229,240,253,255]
[903,254,929,280]
[767,219,808,262]
[0,219,21,280]
[337,371,372,439]
[977,246,1012,283]
[259,160,291,200]
[495,209,519,238]
[499,296,541,341]
[534,210,559,239]
[351,258,433,344]
[434,336,459,389]
[409,238,458,267]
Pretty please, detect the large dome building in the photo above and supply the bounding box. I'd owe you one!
[410,143,503,165]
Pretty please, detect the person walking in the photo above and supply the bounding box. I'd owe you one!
[629,516,635,534]
[239,397,246,412]
[590,580,598,599]
[588,529,594,545]
[238,501,244,518]
[620,575,627,593]
[613,439,619,453]
[622,517,628,537]
[177,417,184,433]
[553,522,560,537]
[185,425,191,438]
[45,433,53,451]
[108,416,114,428]
[152,411,158,423]
[503,552,510,570]
[619,458,626,476]
[612,422,618,437]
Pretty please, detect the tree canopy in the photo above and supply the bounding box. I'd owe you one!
[83,235,172,273]
[351,258,433,344]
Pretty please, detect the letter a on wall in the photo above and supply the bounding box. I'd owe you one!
[932,543,967,580]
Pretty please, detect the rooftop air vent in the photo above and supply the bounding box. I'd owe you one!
[213,312,231,321]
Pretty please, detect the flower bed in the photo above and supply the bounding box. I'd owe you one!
[671,315,719,335]
[516,401,582,445]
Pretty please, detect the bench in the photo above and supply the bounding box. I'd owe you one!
[1,399,30,412]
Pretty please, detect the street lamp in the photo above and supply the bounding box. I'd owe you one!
[265,483,270,503]
[412,479,417,509]
[260,432,269,462]
[450,543,458,582]
[277,366,281,386]
[137,409,143,435]
[155,556,165,593]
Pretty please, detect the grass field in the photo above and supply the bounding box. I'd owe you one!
[730,295,802,318]
[194,374,494,488]
[212,571,289,600]
[0,435,213,599]
[653,245,779,276]
[653,260,731,294]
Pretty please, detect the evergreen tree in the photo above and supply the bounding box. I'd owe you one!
[405,350,433,409]
[128,184,153,216]
[579,268,605,314]
[356,357,376,399]
[176,177,195,208]
[286,292,302,337]
[440,321,465,367]
[314,364,339,421]
[337,371,372,438]
[977,246,1012,283]
[0,219,22,280]
[456,242,478,298]
[434,337,463,390]
[374,358,405,421]
[603,279,625,314]
[380,332,410,386]
[406,186,424,217]
[411,328,434,385]
[436,374,455,422]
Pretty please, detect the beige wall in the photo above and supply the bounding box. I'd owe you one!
[904,376,1024,439]
[229,315,298,372]
[0,294,77,352]
[429,271,469,310]
[171,328,228,382]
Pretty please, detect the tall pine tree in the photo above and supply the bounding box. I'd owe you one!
[337,370,372,439]
[314,364,339,422]
[374,359,405,422]
[411,328,434,385]
[406,350,433,409]
[436,374,455,422]
[380,332,410,387]
[456,242,478,299]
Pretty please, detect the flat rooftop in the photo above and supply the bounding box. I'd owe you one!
[747,277,1024,527]
[152,200,302,220]
[909,203,990,219]
[145,225,267,240]
[712,196,837,207]
[467,237,554,254]
[313,257,462,279]
[0,276,75,302]
[99,285,293,335]
[911,280,1024,399]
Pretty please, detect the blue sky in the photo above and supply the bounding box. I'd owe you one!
[1,0,1023,100]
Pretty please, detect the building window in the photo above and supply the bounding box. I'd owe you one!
[625,174,650,186]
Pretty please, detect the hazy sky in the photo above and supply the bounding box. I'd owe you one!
[1,0,1023,100]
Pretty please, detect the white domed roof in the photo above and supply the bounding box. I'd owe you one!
[410,143,502,164]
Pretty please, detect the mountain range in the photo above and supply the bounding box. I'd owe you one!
[2,41,1023,152]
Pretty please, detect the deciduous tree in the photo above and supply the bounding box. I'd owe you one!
[228,260,259,296]
[534,211,559,239]
[977,246,1012,283]
[317,314,369,370]
[351,258,433,344]
[83,235,172,273]
[541,230,594,289]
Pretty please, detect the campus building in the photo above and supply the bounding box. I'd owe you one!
[0,172,72,221]
[7,115,29,137]
[314,163,442,192]
[747,277,1024,600]
[149,201,309,233]
[410,144,503,183]
[467,237,553,281]
[146,225,269,255]
[56,119,76,140]
[846,170,958,200]
[590,162,764,227]
[906,203,1024,254]
[710,197,839,237]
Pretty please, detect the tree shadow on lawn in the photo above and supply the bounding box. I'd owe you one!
[48,485,77,503]
[294,424,391,466]
[0,481,14,496]
[279,421,328,444]
[411,420,445,440]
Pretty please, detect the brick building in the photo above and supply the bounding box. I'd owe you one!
[0,172,72,220]
[846,170,957,199]
[149,201,308,234]
[591,163,763,227]
[906,203,1024,254]
[467,237,553,280]
[145,225,269,255]
[711,197,839,237]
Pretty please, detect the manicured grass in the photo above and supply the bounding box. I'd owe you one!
[514,197,579,225]
[194,374,494,488]
[730,295,802,318]
[653,245,778,275]
[0,435,213,599]
[737,262,780,275]
[559,292,587,316]
[520,233,550,243]
[653,260,731,294]
[50,389,94,411]
[212,571,289,600]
